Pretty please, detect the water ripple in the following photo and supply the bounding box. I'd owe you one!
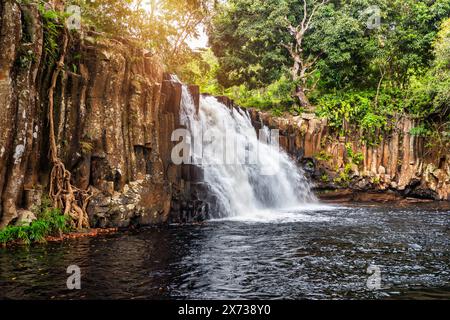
[0,203,448,300]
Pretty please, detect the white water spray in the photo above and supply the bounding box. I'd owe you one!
[178,83,320,219]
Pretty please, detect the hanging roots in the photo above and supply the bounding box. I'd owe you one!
[48,28,92,230]
[49,162,93,230]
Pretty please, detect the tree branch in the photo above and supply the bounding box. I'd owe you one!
[305,0,329,31]
[284,16,298,36]
[304,52,323,70]
[301,0,308,32]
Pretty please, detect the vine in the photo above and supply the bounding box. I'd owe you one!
[46,24,92,230]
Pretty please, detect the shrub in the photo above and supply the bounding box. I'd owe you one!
[316,151,332,162]
[0,203,69,246]
[315,90,402,144]
[221,76,297,112]
[345,143,364,166]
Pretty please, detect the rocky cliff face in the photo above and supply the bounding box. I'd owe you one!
[248,109,450,201]
[0,0,206,228]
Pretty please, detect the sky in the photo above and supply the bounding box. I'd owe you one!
[187,25,209,50]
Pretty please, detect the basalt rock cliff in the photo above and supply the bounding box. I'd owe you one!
[0,0,205,229]
[247,108,450,202]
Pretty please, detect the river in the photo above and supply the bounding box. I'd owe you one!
[1,202,448,300]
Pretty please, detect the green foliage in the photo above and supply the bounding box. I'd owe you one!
[320,174,329,183]
[186,66,298,112]
[371,176,381,185]
[315,91,373,129]
[352,153,364,166]
[406,17,450,156]
[38,2,65,65]
[208,0,450,142]
[334,172,350,187]
[333,163,354,187]
[67,0,215,73]
[177,49,221,93]
[210,0,450,90]
[343,163,353,175]
[406,18,450,120]
[410,122,450,158]
[209,0,289,89]
[360,113,387,138]
[315,90,401,144]
[225,76,297,112]
[316,151,332,162]
[410,124,430,137]
[0,210,68,246]
[345,143,364,166]
[0,197,69,246]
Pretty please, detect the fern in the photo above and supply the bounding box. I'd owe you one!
[0,206,69,246]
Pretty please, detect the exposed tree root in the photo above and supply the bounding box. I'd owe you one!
[48,28,92,230]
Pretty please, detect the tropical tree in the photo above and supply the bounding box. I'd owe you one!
[209,0,450,109]
[68,0,216,71]
[280,0,329,107]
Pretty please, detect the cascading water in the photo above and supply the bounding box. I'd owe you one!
[178,81,322,221]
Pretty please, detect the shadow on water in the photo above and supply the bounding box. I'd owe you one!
[0,228,202,300]
[0,202,449,300]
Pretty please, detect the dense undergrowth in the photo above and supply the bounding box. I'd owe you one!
[0,197,70,246]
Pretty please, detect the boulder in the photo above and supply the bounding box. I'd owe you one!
[14,210,36,227]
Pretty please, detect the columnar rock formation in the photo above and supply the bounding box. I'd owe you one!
[248,110,450,201]
[0,0,205,228]
[0,1,448,230]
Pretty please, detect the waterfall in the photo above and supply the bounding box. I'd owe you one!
[178,84,318,220]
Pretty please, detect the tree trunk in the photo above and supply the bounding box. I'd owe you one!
[291,59,312,110]
[294,85,311,109]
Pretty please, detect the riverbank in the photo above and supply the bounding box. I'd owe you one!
[1,227,118,248]
[45,228,119,243]
[2,192,448,249]
[316,189,450,205]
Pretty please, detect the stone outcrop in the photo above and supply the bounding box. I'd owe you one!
[0,1,43,228]
[0,0,206,228]
[248,110,450,201]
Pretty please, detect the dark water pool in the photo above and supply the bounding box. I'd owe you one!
[0,202,449,300]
